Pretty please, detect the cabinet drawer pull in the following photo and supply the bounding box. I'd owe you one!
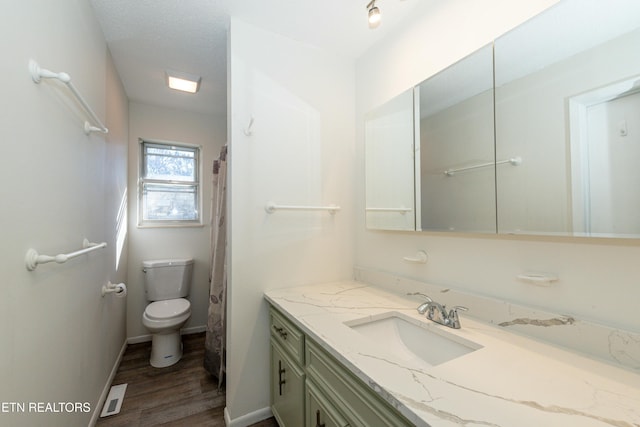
[315,409,326,427]
[272,325,288,340]
[278,360,286,396]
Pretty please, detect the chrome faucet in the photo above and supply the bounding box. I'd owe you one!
[414,293,432,314]
[425,300,449,325]
[446,305,468,329]
[408,292,468,329]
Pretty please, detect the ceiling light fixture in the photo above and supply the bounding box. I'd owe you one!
[367,0,381,29]
[165,70,201,94]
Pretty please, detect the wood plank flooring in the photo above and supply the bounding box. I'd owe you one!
[96,332,278,427]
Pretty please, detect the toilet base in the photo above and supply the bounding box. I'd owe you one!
[150,331,183,368]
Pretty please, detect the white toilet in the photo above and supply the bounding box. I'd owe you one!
[142,258,193,368]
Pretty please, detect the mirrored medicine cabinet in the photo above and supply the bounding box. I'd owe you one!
[365,0,640,238]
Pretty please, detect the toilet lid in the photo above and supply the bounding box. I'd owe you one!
[145,298,190,320]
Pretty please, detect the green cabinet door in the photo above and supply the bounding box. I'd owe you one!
[271,341,305,427]
[306,379,349,427]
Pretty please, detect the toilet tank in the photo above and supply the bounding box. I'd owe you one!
[143,258,194,301]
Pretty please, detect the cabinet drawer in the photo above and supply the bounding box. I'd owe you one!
[270,307,305,365]
[306,339,413,427]
[306,379,349,427]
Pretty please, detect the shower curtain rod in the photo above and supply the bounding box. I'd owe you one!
[29,60,109,134]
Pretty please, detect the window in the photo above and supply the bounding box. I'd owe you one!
[139,140,200,226]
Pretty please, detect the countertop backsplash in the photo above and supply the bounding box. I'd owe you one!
[354,267,640,373]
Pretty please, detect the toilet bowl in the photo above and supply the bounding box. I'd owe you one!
[142,298,191,367]
[142,258,194,368]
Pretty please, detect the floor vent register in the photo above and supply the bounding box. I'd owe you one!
[100,384,127,417]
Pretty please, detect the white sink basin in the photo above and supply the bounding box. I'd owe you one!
[345,312,482,366]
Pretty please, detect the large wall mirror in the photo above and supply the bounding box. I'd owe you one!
[365,89,416,231]
[416,44,494,233]
[364,0,640,238]
[495,0,640,237]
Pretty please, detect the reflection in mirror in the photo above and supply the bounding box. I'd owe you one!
[416,44,495,232]
[495,0,640,237]
[365,89,416,230]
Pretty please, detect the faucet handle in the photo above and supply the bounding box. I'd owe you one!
[448,306,468,329]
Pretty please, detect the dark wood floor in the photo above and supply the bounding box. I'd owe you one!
[96,332,278,427]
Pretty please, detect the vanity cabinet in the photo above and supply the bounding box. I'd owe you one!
[271,342,305,427]
[305,339,413,427]
[305,379,349,427]
[269,305,412,427]
[270,308,305,427]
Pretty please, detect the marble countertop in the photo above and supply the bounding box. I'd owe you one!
[265,281,640,427]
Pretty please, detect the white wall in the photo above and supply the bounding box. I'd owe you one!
[0,0,128,425]
[227,19,355,425]
[355,0,640,336]
[126,102,226,339]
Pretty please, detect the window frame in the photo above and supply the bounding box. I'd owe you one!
[138,138,203,228]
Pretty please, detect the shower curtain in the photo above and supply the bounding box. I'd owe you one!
[204,145,227,388]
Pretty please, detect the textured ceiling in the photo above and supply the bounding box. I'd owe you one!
[90,0,426,116]
[90,0,229,115]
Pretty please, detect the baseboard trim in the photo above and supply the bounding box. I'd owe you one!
[224,406,272,427]
[127,325,206,345]
[183,325,206,335]
[88,339,128,426]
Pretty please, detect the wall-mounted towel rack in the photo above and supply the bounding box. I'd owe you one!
[366,207,412,214]
[25,238,107,271]
[444,156,522,177]
[516,272,558,286]
[265,201,341,215]
[29,60,109,135]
